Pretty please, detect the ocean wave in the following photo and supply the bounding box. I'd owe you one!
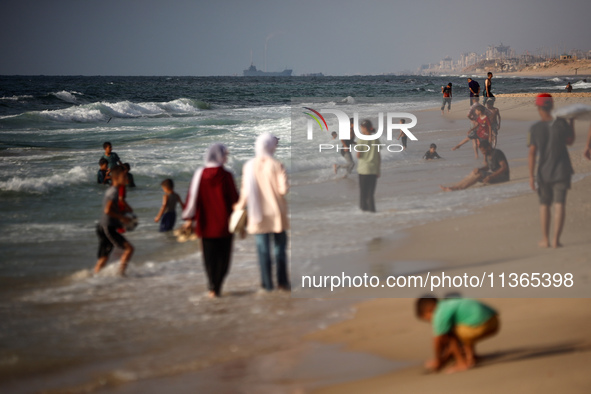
[0,166,91,193]
[547,77,563,83]
[573,81,591,89]
[50,90,84,104]
[2,98,211,125]
[0,94,34,101]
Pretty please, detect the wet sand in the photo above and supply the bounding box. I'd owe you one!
[6,95,590,393]
[309,97,591,392]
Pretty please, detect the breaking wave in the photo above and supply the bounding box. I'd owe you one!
[0,166,91,194]
[0,98,212,125]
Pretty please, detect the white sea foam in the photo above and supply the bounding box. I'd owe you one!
[0,166,91,193]
[572,81,591,89]
[30,98,207,123]
[50,90,83,103]
[0,94,33,101]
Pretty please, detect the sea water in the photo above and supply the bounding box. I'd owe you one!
[1,75,589,391]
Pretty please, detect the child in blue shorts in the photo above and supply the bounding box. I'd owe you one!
[154,178,184,232]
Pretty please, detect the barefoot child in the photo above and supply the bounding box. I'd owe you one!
[154,178,184,232]
[94,165,134,276]
[452,105,491,156]
[416,297,499,373]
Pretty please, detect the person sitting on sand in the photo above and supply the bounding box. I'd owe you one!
[453,104,492,158]
[423,143,442,160]
[416,296,500,373]
[565,82,572,93]
[528,93,575,248]
[441,141,509,191]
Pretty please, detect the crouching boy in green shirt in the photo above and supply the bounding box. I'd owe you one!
[416,297,500,373]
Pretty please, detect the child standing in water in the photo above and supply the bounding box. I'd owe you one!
[154,178,184,232]
[102,141,123,172]
[97,158,111,184]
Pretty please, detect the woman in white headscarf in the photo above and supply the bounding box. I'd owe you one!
[235,133,290,291]
[182,143,238,298]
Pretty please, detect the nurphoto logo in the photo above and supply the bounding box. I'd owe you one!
[303,107,419,152]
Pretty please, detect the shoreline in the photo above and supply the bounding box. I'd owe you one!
[3,88,591,393]
[305,97,591,392]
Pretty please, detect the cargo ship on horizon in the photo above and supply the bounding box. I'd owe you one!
[243,63,292,77]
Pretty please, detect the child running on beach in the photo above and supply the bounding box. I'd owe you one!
[154,178,184,232]
[423,143,442,160]
[452,105,491,157]
[97,158,111,185]
[94,165,134,276]
[416,296,500,373]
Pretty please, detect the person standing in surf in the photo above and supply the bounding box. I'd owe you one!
[183,144,238,298]
[235,133,290,292]
[332,117,356,176]
[357,119,381,212]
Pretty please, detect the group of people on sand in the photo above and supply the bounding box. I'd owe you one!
[93,133,290,298]
[418,91,591,374]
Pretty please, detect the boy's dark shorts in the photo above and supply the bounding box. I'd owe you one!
[538,181,569,205]
[97,224,128,258]
[159,211,176,232]
[478,169,508,185]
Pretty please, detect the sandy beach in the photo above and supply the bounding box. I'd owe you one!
[92,93,591,394]
[500,59,591,78]
[306,95,591,392]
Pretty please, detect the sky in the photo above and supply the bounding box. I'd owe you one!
[1,0,590,76]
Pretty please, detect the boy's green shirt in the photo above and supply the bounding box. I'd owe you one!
[432,298,497,336]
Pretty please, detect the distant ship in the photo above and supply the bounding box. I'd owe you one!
[243,63,292,77]
[301,73,324,77]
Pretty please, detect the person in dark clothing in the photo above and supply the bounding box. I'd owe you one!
[424,143,442,160]
[182,144,239,297]
[440,141,509,191]
[528,93,575,248]
[484,72,494,105]
[468,78,480,105]
[441,83,452,114]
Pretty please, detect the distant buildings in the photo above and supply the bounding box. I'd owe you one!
[415,43,589,75]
